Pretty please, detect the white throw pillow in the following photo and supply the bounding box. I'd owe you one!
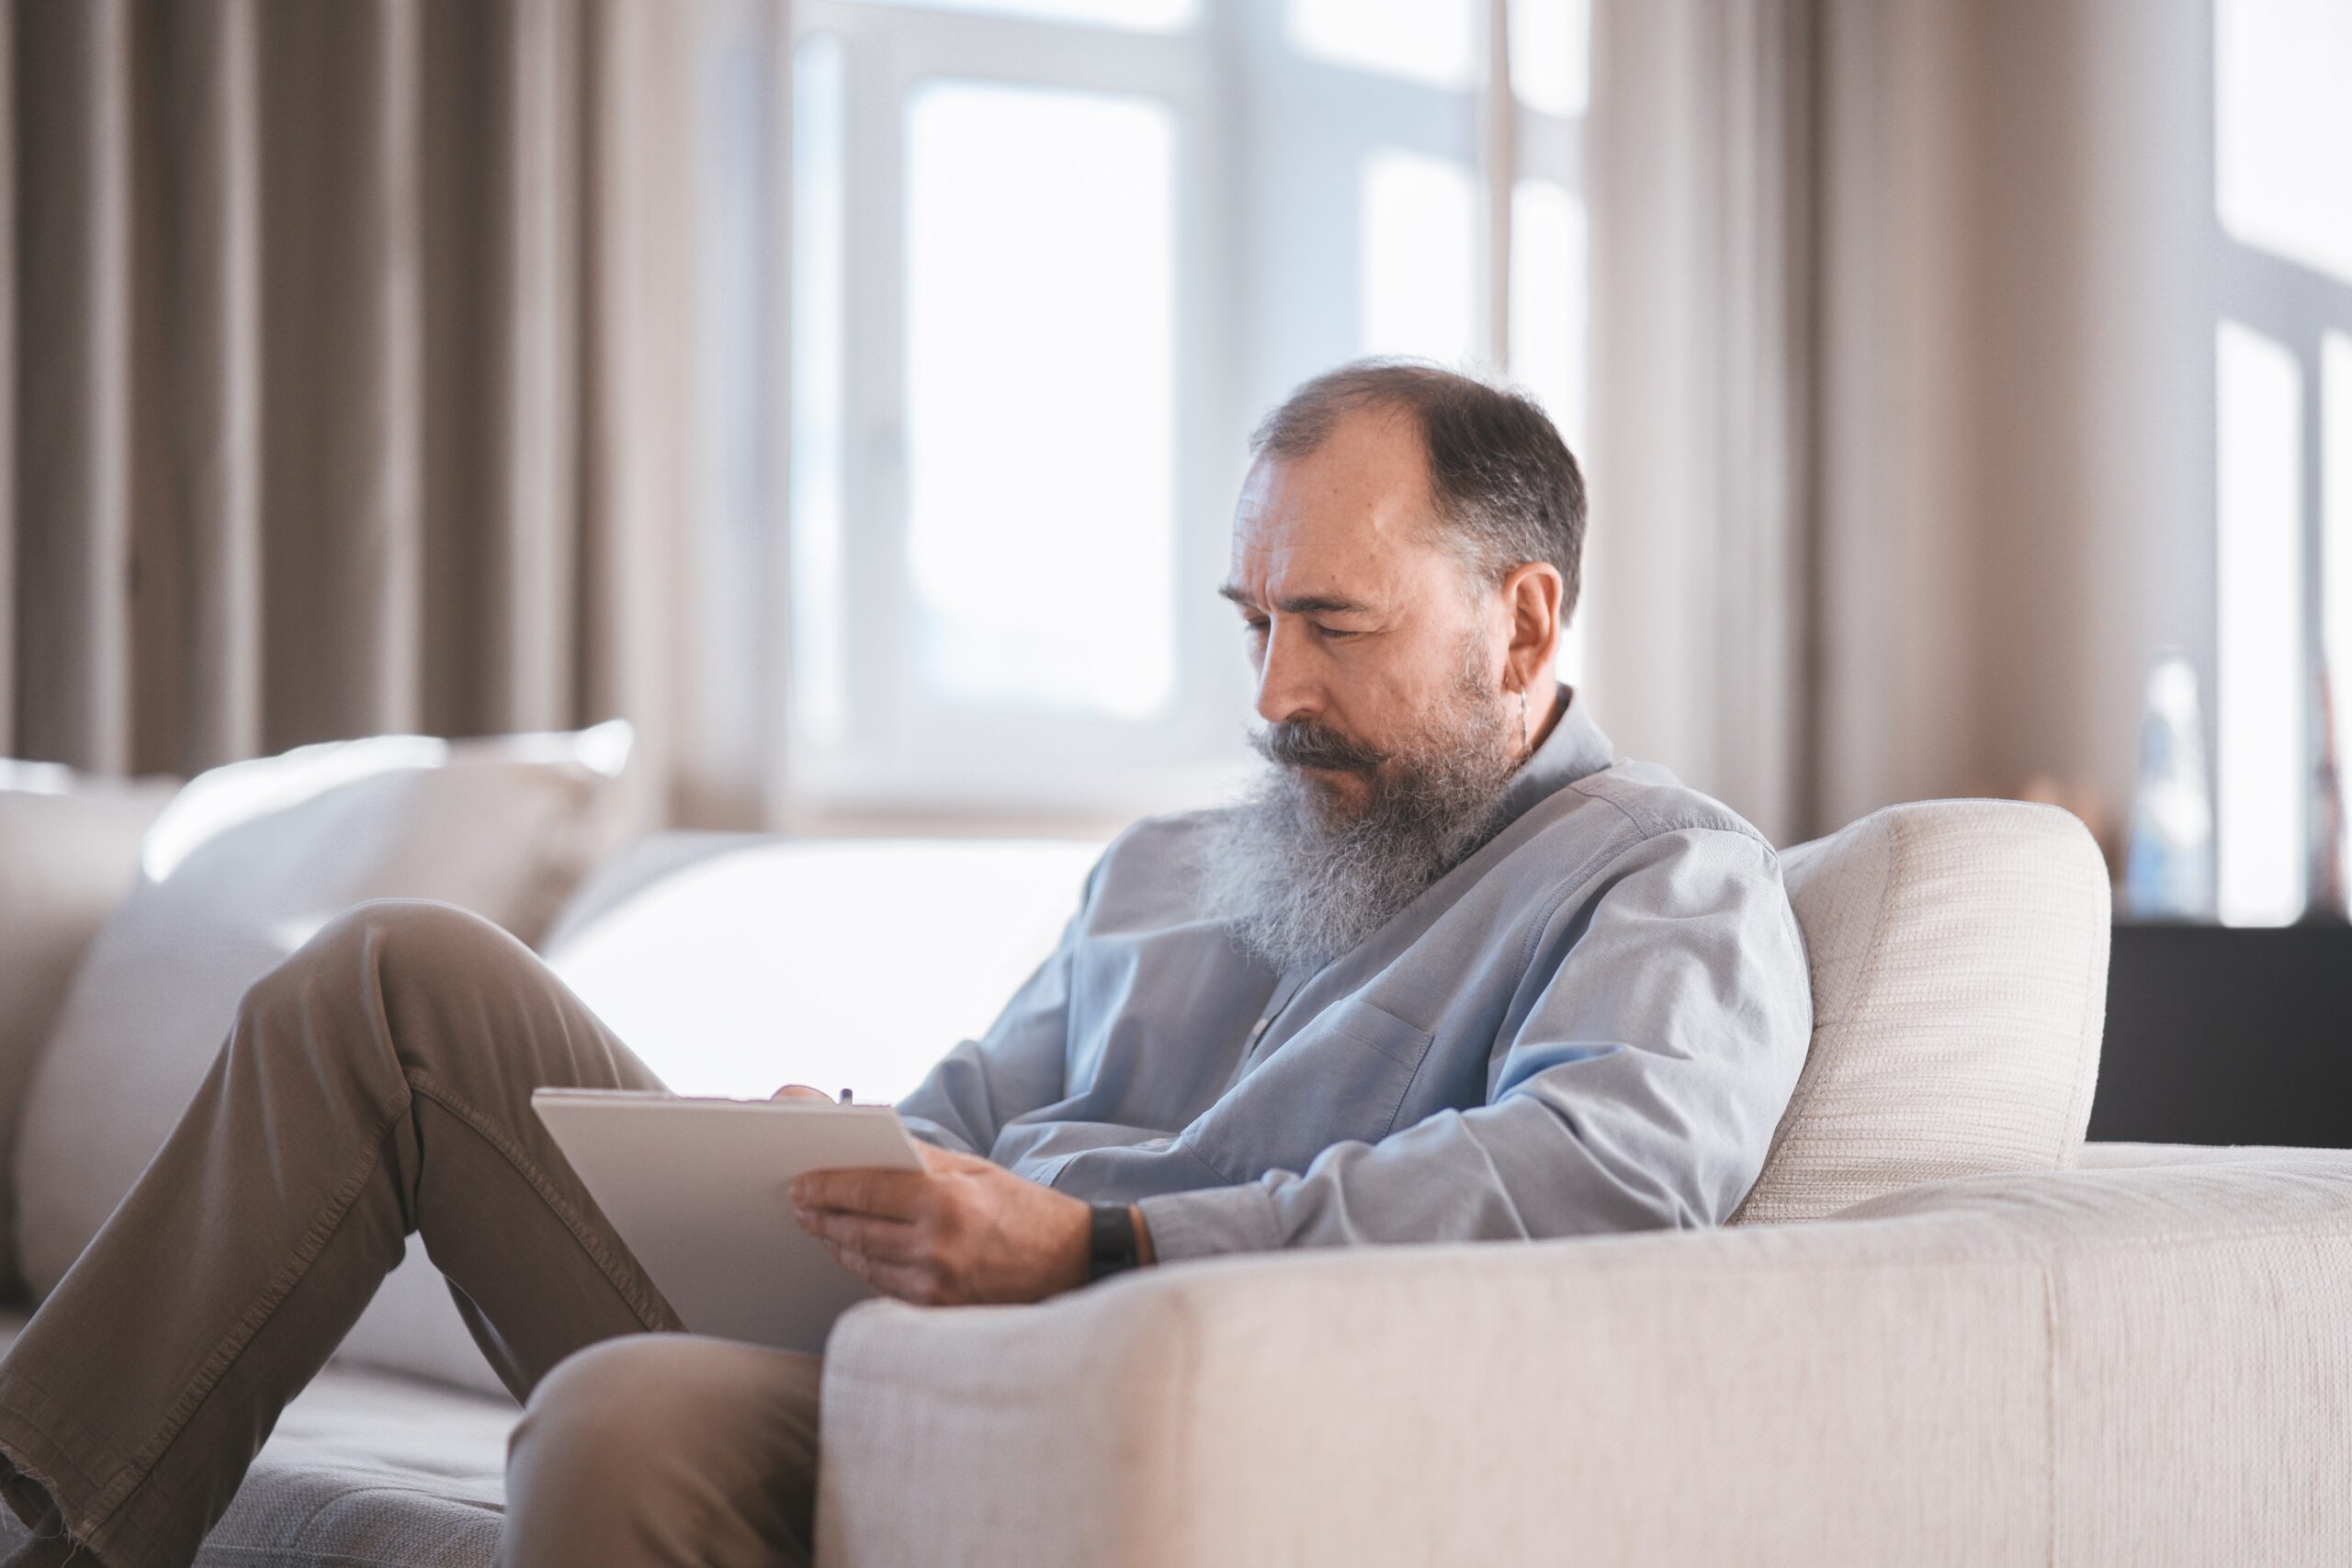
[0,763,178,1299]
[13,724,632,1302]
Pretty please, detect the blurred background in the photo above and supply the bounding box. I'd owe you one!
[1,0,2346,929]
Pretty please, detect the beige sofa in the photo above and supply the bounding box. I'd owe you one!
[4,787,2347,1566]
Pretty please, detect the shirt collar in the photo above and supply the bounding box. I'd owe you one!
[1496,683,1614,829]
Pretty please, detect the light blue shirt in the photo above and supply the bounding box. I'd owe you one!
[895,694,1813,1261]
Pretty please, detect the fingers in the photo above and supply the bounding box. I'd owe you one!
[833,1247,949,1305]
[793,1205,925,1263]
[791,1168,931,1219]
[808,1224,954,1305]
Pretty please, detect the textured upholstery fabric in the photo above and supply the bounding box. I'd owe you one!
[0,765,176,1301]
[2072,1139,2310,1170]
[1843,1147,2352,1565]
[1732,799,2111,1224]
[0,1312,510,1567]
[820,1150,2352,1568]
[14,727,631,1301]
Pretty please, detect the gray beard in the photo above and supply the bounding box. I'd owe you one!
[1197,690,1521,973]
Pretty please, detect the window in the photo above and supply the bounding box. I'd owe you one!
[763,0,1588,819]
[901,80,1180,721]
[2212,0,2352,923]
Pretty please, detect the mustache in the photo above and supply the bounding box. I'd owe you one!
[1249,719,1389,774]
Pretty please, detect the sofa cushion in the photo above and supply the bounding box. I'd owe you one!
[1730,798,2111,1224]
[0,764,177,1301]
[12,726,633,1302]
[0,1309,509,1568]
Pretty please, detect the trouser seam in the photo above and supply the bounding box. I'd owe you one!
[0,1362,130,1505]
[74,1097,409,1554]
[404,1069,673,1334]
[0,1397,137,1568]
[114,1070,671,1542]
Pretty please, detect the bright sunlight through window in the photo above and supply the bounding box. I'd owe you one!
[1359,150,1478,365]
[903,81,1179,721]
[1286,0,1477,90]
[2215,321,2306,926]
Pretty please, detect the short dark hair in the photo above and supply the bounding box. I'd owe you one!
[1250,359,1587,621]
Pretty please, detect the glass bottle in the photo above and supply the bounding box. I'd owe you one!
[2123,651,2217,921]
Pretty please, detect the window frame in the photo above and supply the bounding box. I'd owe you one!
[773,0,1588,825]
[2211,0,2352,922]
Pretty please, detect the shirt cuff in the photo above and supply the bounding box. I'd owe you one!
[1136,1179,1285,1262]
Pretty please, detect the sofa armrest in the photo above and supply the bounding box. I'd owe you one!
[2072,1138,2320,1170]
[818,1226,2050,1567]
[818,1155,2352,1568]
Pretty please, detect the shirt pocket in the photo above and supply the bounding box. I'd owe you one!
[1179,996,1437,1186]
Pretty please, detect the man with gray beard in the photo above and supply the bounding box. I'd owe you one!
[798,356,1808,1294]
[1203,633,1517,973]
[0,360,1812,1568]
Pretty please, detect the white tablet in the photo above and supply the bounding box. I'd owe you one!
[531,1089,929,1354]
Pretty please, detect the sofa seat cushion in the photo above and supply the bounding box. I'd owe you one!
[0,1312,511,1568]
[1732,799,2112,1224]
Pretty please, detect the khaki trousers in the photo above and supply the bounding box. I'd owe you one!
[0,900,821,1568]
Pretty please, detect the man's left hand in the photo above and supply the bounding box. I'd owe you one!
[789,1145,1091,1305]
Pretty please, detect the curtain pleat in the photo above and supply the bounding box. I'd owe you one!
[159,0,264,770]
[4,0,701,818]
[480,0,578,735]
[1586,0,1817,844]
[256,0,426,748]
[16,0,138,773]
[573,0,695,826]
[0,4,17,750]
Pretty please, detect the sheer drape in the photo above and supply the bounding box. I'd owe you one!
[0,0,702,820]
[1585,0,2211,851]
[1585,0,1817,845]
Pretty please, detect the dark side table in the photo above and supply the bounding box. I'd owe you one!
[2086,922,2352,1149]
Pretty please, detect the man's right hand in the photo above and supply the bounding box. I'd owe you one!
[770,1085,836,1103]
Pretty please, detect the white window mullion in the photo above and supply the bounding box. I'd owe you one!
[779,0,1588,818]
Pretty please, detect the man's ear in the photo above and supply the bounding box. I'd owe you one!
[1498,561,1563,696]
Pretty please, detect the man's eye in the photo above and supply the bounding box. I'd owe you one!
[1242,619,1269,637]
[1312,624,1358,641]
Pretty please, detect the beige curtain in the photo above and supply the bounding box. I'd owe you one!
[1805,0,2212,850]
[1584,0,1818,845]
[1586,0,2214,852]
[0,0,706,822]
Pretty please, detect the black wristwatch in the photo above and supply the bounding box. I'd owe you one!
[1088,1202,1142,1281]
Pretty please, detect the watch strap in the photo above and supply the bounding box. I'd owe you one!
[1087,1202,1141,1282]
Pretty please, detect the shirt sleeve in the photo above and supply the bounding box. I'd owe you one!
[890,853,1103,1158]
[1136,826,1812,1260]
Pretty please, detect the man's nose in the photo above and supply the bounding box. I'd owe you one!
[1253,619,1320,726]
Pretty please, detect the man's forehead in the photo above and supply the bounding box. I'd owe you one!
[1226,413,1442,603]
